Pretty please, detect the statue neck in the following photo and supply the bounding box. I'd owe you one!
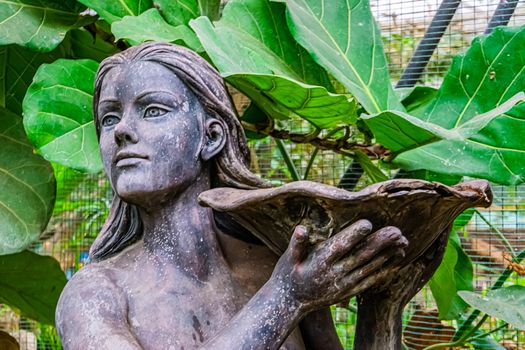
[139,174,227,281]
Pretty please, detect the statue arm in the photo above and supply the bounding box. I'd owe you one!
[56,267,143,350]
[203,220,407,350]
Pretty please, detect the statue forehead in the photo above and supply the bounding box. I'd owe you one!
[99,61,192,100]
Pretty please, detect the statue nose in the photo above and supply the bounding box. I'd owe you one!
[114,118,139,145]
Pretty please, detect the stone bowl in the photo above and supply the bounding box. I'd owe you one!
[199,179,492,264]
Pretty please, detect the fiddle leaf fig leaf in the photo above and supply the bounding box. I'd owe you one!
[353,150,387,183]
[154,0,199,26]
[284,0,404,114]
[364,91,525,184]
[459,286,525,330]
[197,0,220,20]
[0,0,95,51]
[393,26,525,185]
[0,44,68,115]
[70,29,119,62]
[23,59,102,173]
[191,0,356,128]
[361,110,453,154]
[396,86,438,113]
[0,108,55,255]
[414,26,525,128]
[0,250,67,324]
[112,8,202,51]
[229,74,356,128]
[429,231,473,320]
[78,0,153,24]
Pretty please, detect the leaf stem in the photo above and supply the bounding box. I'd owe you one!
[303,148,319,180]
[421,314,489,350]
[468,322,508,341]
[275,139,300,181]
[303,126,347,180]
[474,209,515,258]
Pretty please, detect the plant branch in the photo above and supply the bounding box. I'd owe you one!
[241,121,389,159]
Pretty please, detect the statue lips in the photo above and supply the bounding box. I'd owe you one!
[114,151,149,168]
[198,179,493,264]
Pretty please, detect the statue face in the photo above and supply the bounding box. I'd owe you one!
[97,61,207,208]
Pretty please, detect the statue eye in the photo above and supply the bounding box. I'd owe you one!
[101,114,120,127]
[144,106,168,119]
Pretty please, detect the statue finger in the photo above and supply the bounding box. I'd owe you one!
[289,225,311,263]
[332,227,407,272]
[321,219,373,263]
[334,247,404,296]
[339,267,393,298]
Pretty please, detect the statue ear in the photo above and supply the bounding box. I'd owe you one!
[201,118,227,161]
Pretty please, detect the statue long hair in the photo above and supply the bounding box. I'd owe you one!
[89,42,269,262]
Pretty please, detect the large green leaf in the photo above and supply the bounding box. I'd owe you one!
[363,91,525,184]
[192,0,330,86]
[78,0,152,23]
[70,28,119,62]
[396,86,438,113]
[197,0,220,20]
[153,0,218,25]
[459,286,525,330]
[23,59,102,173]
[229,74,356,128]
[284,0,404,114]
[0,250,67,324]
[0,0,95,51]
[0,44,68,115]
[0,108,55,255]
[429,231,473,320]
[112,8,202,51]
[190,0,356,128]
[154,0,199,26]
[395,100,525,185]
[362,110,453,154]
[415,26,525,127]
[395,26,525,185]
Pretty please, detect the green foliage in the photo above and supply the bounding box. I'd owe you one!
[393,26,525,185]
[0,250,67,324]
[0,44,69,114]
[23,58,102,173]
[112,8,202,50]
[284,0,405,114]
[0,109,55,255]
[429,231,473,320]
[77,0,152,24]
[459,286,525,331]
[0,0,94,52]
[154,0,199,26]
[69,29,119,62]
[191,0,356,127]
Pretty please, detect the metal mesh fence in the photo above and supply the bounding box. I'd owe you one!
[1,1,525,349]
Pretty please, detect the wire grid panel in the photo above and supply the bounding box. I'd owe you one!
[2,1,525,349]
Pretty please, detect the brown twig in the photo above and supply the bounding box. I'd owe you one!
[241,121,390,159]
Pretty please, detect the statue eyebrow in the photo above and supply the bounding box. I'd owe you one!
[135,90,183,104]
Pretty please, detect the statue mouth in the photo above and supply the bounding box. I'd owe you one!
[115,151,149,167]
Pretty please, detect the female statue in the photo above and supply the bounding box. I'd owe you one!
[56,42,491,349]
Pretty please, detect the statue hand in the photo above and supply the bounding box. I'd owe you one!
[272,219,408,312]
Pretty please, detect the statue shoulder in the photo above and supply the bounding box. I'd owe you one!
[55,262,134,348]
